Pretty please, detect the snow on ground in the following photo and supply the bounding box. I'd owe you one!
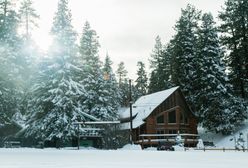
[121,144,142,150]
[198,120,248,148]
[1,122,248,168]
[0,148,247,168]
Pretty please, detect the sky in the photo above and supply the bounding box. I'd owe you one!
[30,0,226,79]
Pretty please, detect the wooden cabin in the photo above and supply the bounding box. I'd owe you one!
[120,86,198,148]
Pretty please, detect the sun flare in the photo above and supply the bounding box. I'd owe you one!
[32,31,53,52]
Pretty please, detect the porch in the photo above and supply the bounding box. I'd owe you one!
[136,133,199,149]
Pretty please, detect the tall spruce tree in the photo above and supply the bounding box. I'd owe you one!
[149,36,163,69]
[148,36,163,93]
[23,0,89,141]
[219,0,248,99]
[18,0,40,119]
[116,61,128,86]
[156,44,174,91]
[194,13,247,134]
[194,13,228,119]
[101,54,120,119]
[170,4,201,106]
[19,0,39,40]
[79,21,101,71]
[135,61,148,98]
[148,36,173,93]
[116,62,129,106]
[0,0,23,128]
[79,22,118,120]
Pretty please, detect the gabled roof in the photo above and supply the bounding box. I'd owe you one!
[120,86,179,129]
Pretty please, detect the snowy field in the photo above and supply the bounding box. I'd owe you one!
[0,148,247,168]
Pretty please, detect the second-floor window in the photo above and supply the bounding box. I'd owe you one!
[168,110,176,124]
[156,115,164,124]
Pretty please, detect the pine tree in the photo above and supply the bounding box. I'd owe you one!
[204,96,247,134]
[148,71,158,94]
[116,62,129,106]
[194,13,228,117]
[101,54,120,120]
[219,0,248,99]
[170,4,201,106]
[148,36,163,93]
[79,22,118,120]
[79,21,100,71]
[24,0,88,141]
[148,36,173,93]
[0,0,35,88]
[18,0,40,120]
[103,53,113,80]
[19,0,39,40]
[116,61,128,85]
[194,13,247,134]
[0,0,23,128]
[135,61,148,98]
[149,36,163,70]
[79,21,102,119]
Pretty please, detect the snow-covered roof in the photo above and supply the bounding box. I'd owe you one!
[120,86,179,129]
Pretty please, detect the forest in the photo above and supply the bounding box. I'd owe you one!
[0,0,247,146]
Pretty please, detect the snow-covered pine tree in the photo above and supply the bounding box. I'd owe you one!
[23,0,89,141]
[0,0,24,83]
[148,36,173,94]
[193,13,228,119]
[0,0,24,129]
[219,0,248,99]
[157,44,174,91]
[79,22,118,120]
[148,71,158,94]
[19,0,39,40]
[18,0,40,79]
[170,4,201,106]
[148,36,163,93]
[149,36,163,70]
[100,54,122,148]
[103,53,113,80]
[102,53,120,119]
[116,62,129,106]
[79,21,101,72]
[195,13,247,134]
[135,61,148,99]
[116,61,128,86]
[204,96,247,134]
[18,0,41,119]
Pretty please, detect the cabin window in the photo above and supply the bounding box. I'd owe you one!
[180,112,184,124]
[157,130,165,134]
[168,110,176,123]
[180,129,188,134]
[156,115,164,124]
[180,110,189,124]
[168,130,177,134]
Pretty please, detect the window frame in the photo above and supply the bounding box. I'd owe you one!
[168,110,176,124]
[156,114,165,125]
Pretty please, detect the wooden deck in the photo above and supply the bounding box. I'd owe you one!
[137,134,199,148]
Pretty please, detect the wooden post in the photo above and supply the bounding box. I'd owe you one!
[114,123,117,149]
[142,136,144,149]
[77,124,80,150]
[247,133,248,152]
[129,79,133,144]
